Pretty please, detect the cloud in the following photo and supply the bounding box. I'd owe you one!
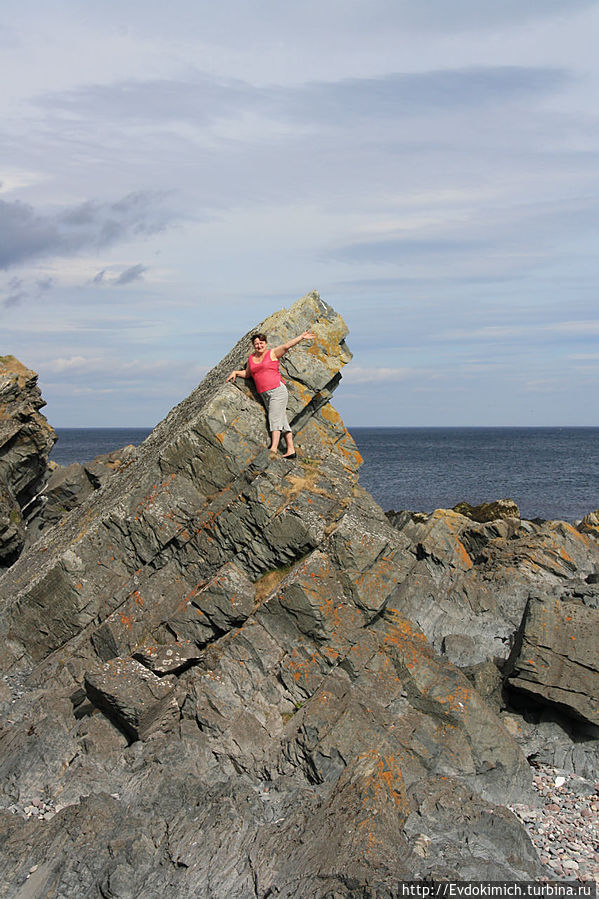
[328,195,599,277]
[390,0,598,32]
[1,274,56,308]
[114,264,148,285]
[0,191,172,270]
[91,264,148,286]
[342,365,419,384]
[35,66,570,133]
[440,319,599,343]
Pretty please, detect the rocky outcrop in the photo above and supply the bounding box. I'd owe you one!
[387,507,599,668]
[452,498,521,523]
[0,355,56,564]
[24,444,137,546]
[0,293,597,895]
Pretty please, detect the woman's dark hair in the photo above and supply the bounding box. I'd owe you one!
[251,333,267,343]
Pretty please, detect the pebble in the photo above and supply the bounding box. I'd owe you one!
[509,763,599,886]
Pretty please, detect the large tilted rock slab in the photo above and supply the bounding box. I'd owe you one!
[507,596,599,726]
[0,293,552,894]
[0,291,352,676]
[0,355,56,564]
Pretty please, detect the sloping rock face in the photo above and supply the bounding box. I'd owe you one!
[0,356,56,565]
[0,293,567,895]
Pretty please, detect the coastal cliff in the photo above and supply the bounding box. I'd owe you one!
[0,355,56,565]
[0,293,598,896]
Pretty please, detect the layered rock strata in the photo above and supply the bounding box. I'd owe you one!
[0,355,56,564]
[0,293,597,896]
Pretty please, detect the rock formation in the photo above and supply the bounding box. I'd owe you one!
[0,292,597,896]
[24,444,137,547]
[0,355,56,565]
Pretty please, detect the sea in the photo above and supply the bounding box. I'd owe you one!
[50,426,599,523]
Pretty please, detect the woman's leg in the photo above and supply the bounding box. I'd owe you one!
[270,430,282,453]
[264,385,292,455]
[282,431,295,456]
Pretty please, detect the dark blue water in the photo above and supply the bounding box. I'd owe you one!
[51,427,599,522]
[353,427,599,522]
[50,429,152,466]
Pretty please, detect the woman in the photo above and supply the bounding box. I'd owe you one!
[227,330,315,457]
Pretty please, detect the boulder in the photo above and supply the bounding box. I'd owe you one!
[507,595,599,727]
[578,509,599,539]
[0,356,56,506]
[453,498,520,523]
[84,657,179,741]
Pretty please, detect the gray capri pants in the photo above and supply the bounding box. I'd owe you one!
[260,384,291,433]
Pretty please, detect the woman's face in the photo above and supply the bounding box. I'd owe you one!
[253,337,267,353]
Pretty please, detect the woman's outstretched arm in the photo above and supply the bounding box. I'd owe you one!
[272,331,315,360]
[226,365,250,382]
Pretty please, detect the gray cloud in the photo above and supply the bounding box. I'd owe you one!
[329,195,599,270]
[0,192,172,270]
[114,264,147,285]
[390,0,598,31]
[1,274,56,309]
[273,67,571,126]
[35,66,570,131]
[71,1,599,47]
[35,75,258,127]
[91,265,148,286]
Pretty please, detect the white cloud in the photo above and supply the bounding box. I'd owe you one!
[342,365,422,384]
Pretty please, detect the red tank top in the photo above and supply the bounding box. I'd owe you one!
[248,351,283,393]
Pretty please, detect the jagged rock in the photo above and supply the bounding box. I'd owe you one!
[453,498,520,523]
[578,509,599,539]
[0,356,56,504]
[133,641,202,675]
[388,508,599,668]
[507,596,599,727]
[25,445,139,545]
[24,461,94,545]
[0,477,25,565]
[84,657,179,741]
[0,355,56,564]
[0,293,563,893]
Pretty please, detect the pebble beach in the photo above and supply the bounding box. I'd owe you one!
[510,763,599,886]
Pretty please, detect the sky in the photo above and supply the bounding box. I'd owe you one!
[1,0,598,428]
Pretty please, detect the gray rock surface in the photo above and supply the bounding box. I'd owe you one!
[507,595,599,726]
[387,507,599,668]
[0,355,56,564]
[24,445,138,546]
[84,657,179,740]
[1,292,597,895]
[453,498,521,523]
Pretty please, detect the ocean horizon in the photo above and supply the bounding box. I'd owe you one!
[50,426,599,523]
